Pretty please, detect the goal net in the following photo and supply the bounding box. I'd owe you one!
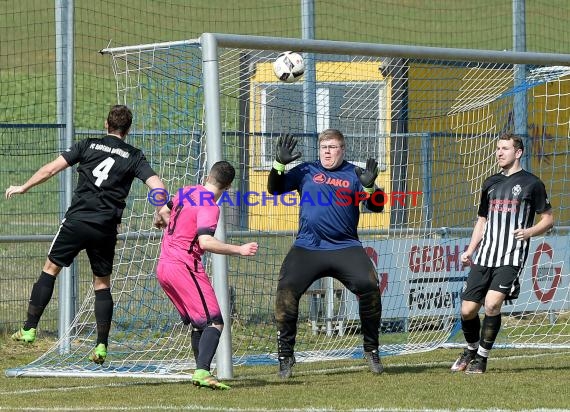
[7,35,570,378]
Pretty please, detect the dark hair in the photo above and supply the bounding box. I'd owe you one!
[499,132,524,153]
[209,161,235,189]
[107,105,133,136]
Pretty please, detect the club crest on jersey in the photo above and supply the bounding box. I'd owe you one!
[512,184,522,197]
[312,173,349,188]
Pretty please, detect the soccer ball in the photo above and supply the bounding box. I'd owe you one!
[273,51,305,83]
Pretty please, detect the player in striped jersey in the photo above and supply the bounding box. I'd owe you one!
[451,133,553,373]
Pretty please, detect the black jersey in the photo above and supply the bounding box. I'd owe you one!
[474,169,551,268]
[61,135,157,225]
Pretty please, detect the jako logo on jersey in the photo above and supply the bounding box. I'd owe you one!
[312,173,326,184]
[312,173,350,188]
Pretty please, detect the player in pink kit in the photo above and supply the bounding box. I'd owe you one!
[156,161,258,389]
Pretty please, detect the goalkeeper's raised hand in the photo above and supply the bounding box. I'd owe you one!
[274,134,302,173]
[355,158,379,194]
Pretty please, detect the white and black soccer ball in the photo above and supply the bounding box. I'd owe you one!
[273,51,305,83]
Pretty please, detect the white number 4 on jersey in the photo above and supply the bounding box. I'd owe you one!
[92,157,116,186]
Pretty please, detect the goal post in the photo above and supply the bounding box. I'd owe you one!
[7,34,570,379]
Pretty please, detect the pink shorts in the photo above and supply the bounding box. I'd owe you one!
[156,259,222,329]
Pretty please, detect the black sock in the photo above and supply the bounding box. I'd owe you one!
[24,271,56,330]
[461,315,481,346]
[196,326,221,371]
[191,328,203,360]
[94,288,113,347]
[480,314,501,352]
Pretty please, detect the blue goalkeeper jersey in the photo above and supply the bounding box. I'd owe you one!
[281,160,365,250]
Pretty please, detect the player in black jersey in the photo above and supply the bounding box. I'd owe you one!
[451,133,553,374]
[5,105,167,364]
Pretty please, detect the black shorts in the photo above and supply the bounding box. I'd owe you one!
[48,218,118,277]
[461,264,521,303]
[278,246,379,296]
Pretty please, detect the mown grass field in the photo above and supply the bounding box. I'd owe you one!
[1,334,570,411]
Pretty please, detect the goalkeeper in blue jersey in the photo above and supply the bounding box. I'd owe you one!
[267,129,385,379]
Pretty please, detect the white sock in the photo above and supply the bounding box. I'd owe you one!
[477,347,489,358]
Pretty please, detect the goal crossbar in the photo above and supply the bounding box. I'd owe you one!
[101,33,570,66]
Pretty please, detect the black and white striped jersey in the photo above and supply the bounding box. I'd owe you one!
[473,169,551,268]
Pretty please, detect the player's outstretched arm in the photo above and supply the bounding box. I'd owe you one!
[5,156,69,199]
[355,158,378,192]
[274,134,302,167]
[145,175,168,228]
[198,234,258,256]
[157,204,171,228]
[268,134,302,194]
[365,188,385,213]
[355,158,384,213]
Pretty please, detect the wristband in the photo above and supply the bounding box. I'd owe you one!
[364,186,374,195]
[273,160,286,174]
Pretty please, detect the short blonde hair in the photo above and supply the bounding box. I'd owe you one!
[318,128,345,147]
